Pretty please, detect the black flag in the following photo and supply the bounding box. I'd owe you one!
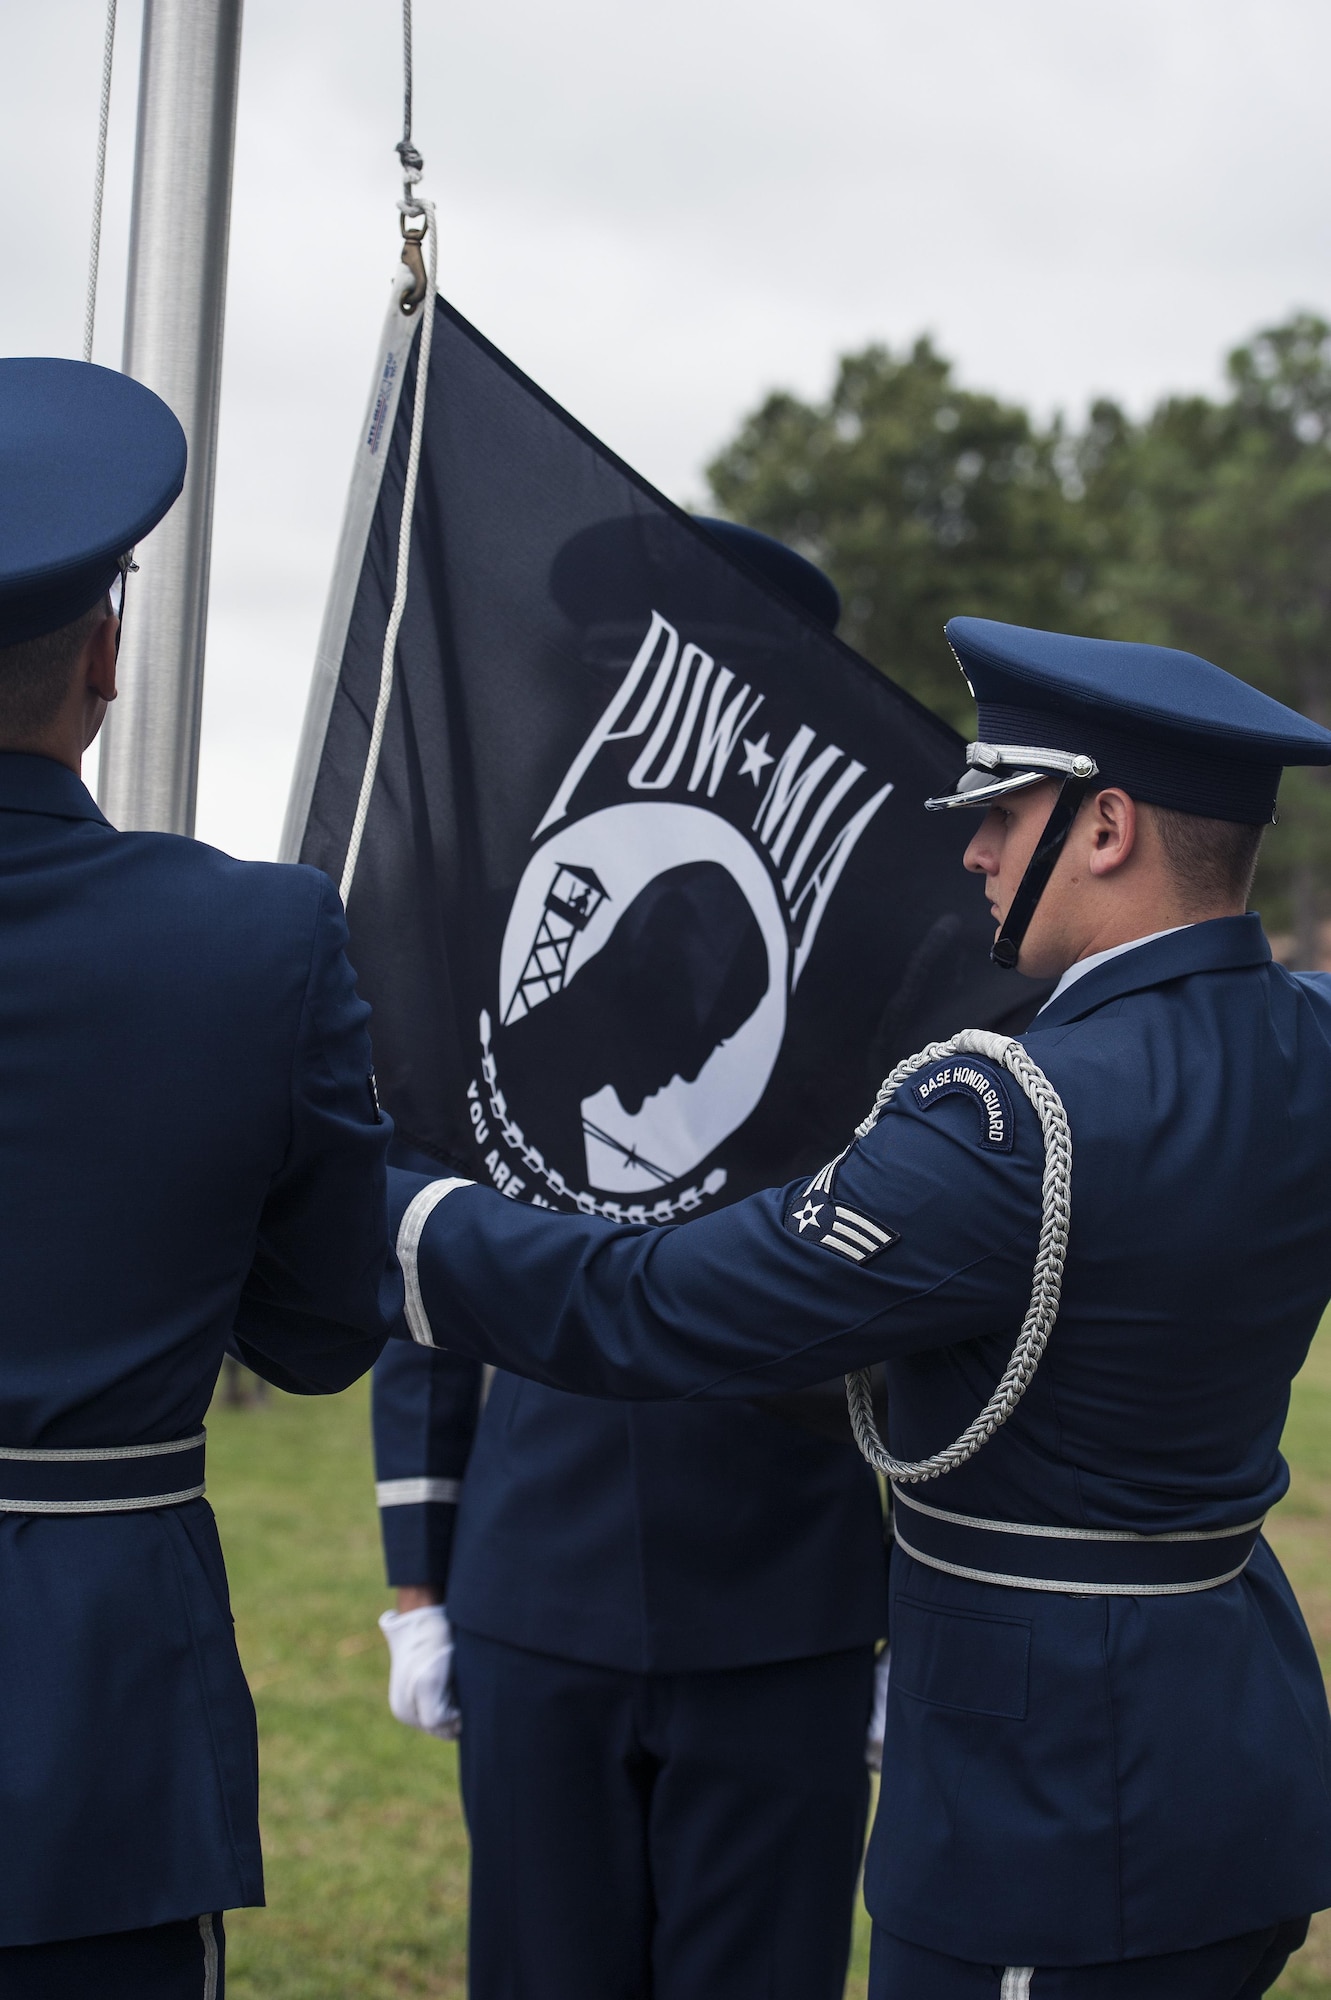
[286,291,1036,1221]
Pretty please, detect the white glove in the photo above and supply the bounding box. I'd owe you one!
[378,1604,462,1740]
[865,1648,890,1772]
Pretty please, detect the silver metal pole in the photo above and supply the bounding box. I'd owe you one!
[97,0,244,835]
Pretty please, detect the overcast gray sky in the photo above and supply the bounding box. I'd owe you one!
[3,0,1330,857]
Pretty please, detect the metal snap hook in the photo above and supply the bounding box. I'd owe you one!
[399,209,428,316]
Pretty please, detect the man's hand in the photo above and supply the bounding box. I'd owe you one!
[379,1601,462,1739]
[865,1647,890,1773]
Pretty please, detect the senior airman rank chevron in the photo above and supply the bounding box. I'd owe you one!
[785,1191,899,1263]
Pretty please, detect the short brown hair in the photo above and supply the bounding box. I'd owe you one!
[1148,804,1265,909]
[0,602,105,739]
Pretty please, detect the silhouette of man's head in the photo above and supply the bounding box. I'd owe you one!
[508,860,769,1116]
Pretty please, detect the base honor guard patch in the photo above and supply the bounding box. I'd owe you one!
[911,1056,1014,1151]
[785,1192,899,1263]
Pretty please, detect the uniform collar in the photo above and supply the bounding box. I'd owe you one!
[1039,925,1191,1011]
[1029,912,1272,1030]
[0,752,109,825]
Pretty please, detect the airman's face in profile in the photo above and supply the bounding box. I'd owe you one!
[963,777,1097,980]
[962,778,1161,979]
[963,780,1060,946]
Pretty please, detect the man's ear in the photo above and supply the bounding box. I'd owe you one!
[1084,788,1137,878]
[84,612,119,705]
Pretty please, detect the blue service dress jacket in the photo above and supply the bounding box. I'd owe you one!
[0,754,397,1947]
[373,1242,888,1673]
[388,915,1331,1966]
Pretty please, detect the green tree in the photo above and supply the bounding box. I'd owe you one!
[708,315,1331,961]
[1081,314,1331,957]
[704,338,1094,733]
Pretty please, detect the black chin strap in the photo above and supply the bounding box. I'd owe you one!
[991,775,1094,970]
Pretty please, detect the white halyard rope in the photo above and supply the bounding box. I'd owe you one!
[845,1028,1072,1483]
[339,199,438,903]
[82,0,118,363]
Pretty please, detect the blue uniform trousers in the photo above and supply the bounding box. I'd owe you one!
[0,1913,224,1997]
[452,1627,875,2000]
[867,1919,1310,1998]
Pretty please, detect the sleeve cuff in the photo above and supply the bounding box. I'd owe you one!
[395,1174,475,1346]
[378,1496,459,1589]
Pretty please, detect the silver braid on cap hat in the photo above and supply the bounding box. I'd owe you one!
[845,1029,1072,1483]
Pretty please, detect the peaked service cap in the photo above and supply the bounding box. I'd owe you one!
[0,358,187,647]
[929,616,1331,825]
[549,513,841,635]
[694,518,842,632]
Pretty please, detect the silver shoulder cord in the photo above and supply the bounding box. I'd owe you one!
[844,1029,1072,1483]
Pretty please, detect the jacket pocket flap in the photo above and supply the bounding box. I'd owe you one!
[892,1596,1031,1719]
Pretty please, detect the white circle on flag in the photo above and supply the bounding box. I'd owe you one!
[498,801,789,1192]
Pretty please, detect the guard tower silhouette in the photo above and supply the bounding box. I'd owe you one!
[503,863,610,1025]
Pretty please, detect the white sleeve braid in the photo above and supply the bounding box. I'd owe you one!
[375,1477,462,1506]
[397,1179,473,1346]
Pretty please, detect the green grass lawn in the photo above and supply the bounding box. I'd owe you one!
[210,1333,1331,1998]
[1266,1325,1331,1998]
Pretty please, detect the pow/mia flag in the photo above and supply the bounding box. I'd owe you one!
[284,291,1035,1219]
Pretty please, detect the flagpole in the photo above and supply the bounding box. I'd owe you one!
[97,0,244,836]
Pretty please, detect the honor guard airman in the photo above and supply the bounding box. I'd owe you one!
[0,359,398,1997]
[371,525,891,2000]
[384,617,1331,1998]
